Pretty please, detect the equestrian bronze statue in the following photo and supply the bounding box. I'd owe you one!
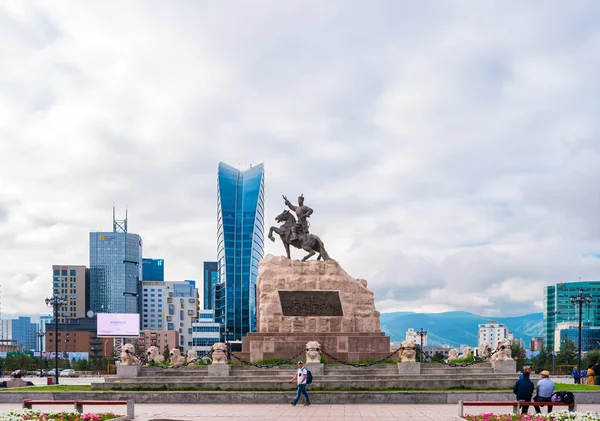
[268,194,332,261]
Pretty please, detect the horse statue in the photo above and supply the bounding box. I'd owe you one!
[268,209,332,261]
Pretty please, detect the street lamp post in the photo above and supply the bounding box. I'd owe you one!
[225,329,231,361]
[570,288,592,383]
[416,328,428,362]
[45,294,67,385]
[36,328,46,378]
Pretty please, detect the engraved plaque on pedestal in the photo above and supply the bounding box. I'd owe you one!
[278,291,344,316]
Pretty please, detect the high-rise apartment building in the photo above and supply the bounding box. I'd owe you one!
[530,337,544,351]
[543,281,600,351]
[478,321,512,350]
[405,328,427,347]
[52,265,90,323]
[216,162,265,341]
[89,209,142,314]
[142,258,164,281]
[203,262,219,310]
[141,280,198,350]
[141,281,166,330]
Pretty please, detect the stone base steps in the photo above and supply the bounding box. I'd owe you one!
[93,376,518,390]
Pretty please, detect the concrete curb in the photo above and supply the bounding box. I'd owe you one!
[0,391,599,404]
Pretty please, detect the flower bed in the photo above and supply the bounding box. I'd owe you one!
[463,412,600,421]
[0,410,122,421]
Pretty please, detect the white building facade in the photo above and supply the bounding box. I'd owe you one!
[141,280,198,351]
[405,328,427,347]
[192,309,221,353]
[478,321,511,350]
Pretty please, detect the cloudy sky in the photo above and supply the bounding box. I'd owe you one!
[1,1,600,319]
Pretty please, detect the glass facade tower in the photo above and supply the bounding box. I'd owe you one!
[203,261,219,310]
[216,162,265,341]
[142,258,164,281]
[543,281,600,350]
[90,232,142,314]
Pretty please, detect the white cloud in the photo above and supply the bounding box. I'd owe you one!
[1,1,600,317]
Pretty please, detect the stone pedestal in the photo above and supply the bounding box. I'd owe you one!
[305,363,324,376]
[237,255,391,363]
[492,360,516,373]
[397,362,421,375]
[6,379,27,388]
[208,364,231,377]
[117,365,141,378]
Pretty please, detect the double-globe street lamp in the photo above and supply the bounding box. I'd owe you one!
[35,328,46,378]
[569,288,592,382]
[45,294,67,385]
[416,328,428,362]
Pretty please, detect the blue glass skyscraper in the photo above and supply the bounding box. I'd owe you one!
[90,210,142,314]
[142,258,164,281]
[216,162,265,341]
[203,261,219,310]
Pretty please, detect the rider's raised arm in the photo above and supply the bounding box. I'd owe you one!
[284,197,297,211]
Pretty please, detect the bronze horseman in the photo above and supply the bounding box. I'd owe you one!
[268,194,332,261]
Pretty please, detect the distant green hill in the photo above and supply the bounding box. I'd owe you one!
[380,311,543,347]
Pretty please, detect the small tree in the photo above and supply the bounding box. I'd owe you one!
[432,351,446,362]
[511,341,526,371]
[163,346,171,363]
[556,338,577,367]
[584,349,600,368]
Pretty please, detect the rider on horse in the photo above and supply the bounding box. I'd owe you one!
[283,194,313,241]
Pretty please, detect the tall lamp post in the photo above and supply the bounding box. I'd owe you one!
[416,328,427,362]
[570,288,592,382]
[36,328,46,378]
[550,311,561,374]
[45,294,67,385]
[225,329,231,361]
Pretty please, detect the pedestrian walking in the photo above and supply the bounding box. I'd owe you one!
[587,365,595,385]
[572,367,579,384]
[289,361,311,406]
[533,370,555,414]
[513,371,535,414]
[593,362,600,386]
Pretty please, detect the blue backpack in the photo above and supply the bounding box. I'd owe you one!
[306,369,313,384]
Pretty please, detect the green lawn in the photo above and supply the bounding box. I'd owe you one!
[0,385,92,393]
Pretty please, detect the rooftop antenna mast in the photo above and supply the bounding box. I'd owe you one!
[113,204,128,233]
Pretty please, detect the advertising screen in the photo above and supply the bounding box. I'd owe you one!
[97,313,140,337]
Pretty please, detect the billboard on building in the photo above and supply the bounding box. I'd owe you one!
[97,313,140,337]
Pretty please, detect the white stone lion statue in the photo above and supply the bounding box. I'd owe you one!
[459,346,473,360]
[479,342,492,360]
[447,348,460,362]
[398,339,417,363]
[169,348,186,366]
[491,338,513,361]
[305,341,321,364]
[146,346,164,364]
[211,342,228,364]
[186,349,198,364]
[120,343,140,366]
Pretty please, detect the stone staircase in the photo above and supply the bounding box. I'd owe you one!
[93,363,517,391]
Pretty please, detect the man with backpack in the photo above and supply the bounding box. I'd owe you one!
[289,361,311,406]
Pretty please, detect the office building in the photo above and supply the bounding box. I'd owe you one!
[89,209,142,314]
[137,330,179,355]
[478,321,511,350]
[1,317,38,351]
[141,280,198,351]
[192,309,221,353]
[45,318,113,358]
[216,162,265,341]
[203,262,219,310]
[142,258,164,281]
[543,281,600,352]
[405,328,427,347]
[52,265,90,323]
[530,337,544,352]
[141,281,165,330]
[554,322,600,352]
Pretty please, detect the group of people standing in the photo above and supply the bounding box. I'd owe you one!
[572,362,600,384]
[513,367,555,414]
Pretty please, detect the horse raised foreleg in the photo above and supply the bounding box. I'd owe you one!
[268,226,282,242]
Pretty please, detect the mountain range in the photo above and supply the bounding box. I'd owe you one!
[380,311,543,348]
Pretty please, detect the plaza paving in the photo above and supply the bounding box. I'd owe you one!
[0,403,600,420]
